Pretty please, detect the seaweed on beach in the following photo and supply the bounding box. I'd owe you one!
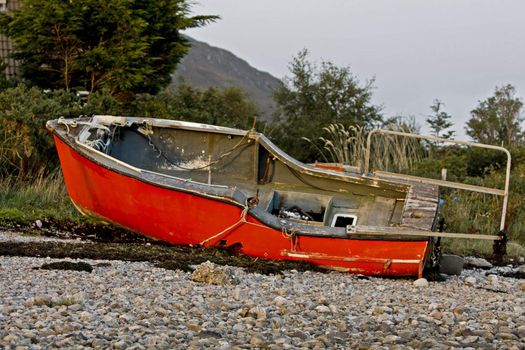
[36,261,93,273]
[0,238,325,275]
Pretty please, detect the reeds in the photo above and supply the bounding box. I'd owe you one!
[313,123,367,166]
[369,125,424,173]
[306,118,424,173]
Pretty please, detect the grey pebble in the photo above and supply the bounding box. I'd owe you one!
[1,252,525,348]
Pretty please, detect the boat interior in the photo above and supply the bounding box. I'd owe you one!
[49,114,513,253]
[61,116,420,231]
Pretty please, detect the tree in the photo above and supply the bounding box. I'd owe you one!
[0,83,258,177]
[0,85,83,177]
[131,84,259,130]
[272,49,382,162]
[426,99,455,139]
[466,85,523,146]
[0,0,216,98]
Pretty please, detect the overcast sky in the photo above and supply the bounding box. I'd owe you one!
[186,0,525,137]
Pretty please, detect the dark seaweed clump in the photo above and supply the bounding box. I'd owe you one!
[35,261,93,273]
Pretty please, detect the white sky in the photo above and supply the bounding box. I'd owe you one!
[186,0,525,137]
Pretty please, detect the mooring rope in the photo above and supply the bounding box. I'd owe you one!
[199,205,250,247]
[58,116,110,133]
[281,227,298,251]
[200,201,300,253]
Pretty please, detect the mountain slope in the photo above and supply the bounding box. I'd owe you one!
[171,37,283,121]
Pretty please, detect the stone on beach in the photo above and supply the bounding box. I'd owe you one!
[191,260,238,285]
[413,278,429,287]
[464,256,493,269]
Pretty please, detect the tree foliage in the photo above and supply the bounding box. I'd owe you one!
[0,0,216,98]
[0,85,81,177]
[272,49,382,162]
[0,83,258,177]
[426,99,455,139]
[131,84,259,130]
[466,85,523,146]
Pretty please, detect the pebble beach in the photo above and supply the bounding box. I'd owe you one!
[1,232,525,349]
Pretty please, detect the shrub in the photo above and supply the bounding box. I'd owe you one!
[0,85,82,177]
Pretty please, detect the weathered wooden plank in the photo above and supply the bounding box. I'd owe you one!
[351,225,501,240]
[401,182,439,230]
[375,170,505,196]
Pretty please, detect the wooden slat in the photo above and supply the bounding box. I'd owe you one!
[401,182,439,230]
[375,170,505,196]
[351,225,501,240]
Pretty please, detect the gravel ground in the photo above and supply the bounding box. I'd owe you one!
[0,231,88,244]
[1,253,525,350]
[1,230,525,349]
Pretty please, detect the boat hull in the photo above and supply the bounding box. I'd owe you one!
[54,135,429,277]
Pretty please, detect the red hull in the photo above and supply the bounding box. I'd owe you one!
[54,135,428,277]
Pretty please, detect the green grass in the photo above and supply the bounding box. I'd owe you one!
[439,189,525,259]
[0,171,83,225]
[442,238,525,260]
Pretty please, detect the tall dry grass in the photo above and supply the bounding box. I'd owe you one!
[307,118,424,173]
[312,124,368,167]
[369,134,424,173]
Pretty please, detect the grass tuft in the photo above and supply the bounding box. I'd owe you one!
[0,171,81,224]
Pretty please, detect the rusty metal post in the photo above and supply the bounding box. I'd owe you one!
[492,230,508,266]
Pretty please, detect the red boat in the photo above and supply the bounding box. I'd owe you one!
[47,116,510,277]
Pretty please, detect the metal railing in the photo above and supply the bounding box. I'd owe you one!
[364,129,511,232]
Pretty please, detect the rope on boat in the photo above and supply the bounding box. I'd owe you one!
[200,195,300,251]
[282,227,298,252]
[200,205,250,247]
[57,117,71,133]
[58,117,111,133]
[58,117,113,151]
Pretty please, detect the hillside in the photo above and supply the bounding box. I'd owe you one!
[171,37,283,121]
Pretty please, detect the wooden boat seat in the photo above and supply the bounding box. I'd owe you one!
[374,173,439,230]
[401,182,439,230]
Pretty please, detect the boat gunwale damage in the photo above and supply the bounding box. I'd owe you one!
[76,115,412,194]
[48,120,411,240]
[46,115,507,242]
